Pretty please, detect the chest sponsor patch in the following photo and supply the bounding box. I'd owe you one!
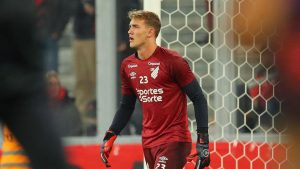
[136,88,164,103]
[128,64,138,68]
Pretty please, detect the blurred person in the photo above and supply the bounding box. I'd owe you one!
[100,10,210,169]
[0,0,70,169]
[116,0,143,136]
[231,0,299,167]
[247,68,279,132]
[235,0,299,167]
[36,0,72,71]
[277,1,300,102]
[116,0,141,57]
[276,1,300,167]
[72,0,96,125]
[46,71,82,136]
[84,100,97,136]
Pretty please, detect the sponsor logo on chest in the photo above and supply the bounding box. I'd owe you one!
[148,62,160,66]
[128,64,138,68]
[136,88,164,103]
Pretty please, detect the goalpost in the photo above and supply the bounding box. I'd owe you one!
[144,0,289,168]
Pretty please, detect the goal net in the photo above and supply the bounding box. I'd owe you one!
[144,0,290,168]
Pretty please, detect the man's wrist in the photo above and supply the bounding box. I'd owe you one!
[197,127,208,133]
[197,128,209,144]
[103,130,116,141]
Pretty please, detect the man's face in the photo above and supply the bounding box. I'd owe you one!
[128,18,151,49]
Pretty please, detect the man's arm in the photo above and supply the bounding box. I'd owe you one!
[109,94,137,134]
[182,79,208,131]
[169,56,208,131]
[100,94,136,167]
[183,79,210,169]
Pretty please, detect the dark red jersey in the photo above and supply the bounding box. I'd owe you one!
[121,47,195,148]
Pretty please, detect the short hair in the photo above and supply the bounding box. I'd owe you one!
[46,70,59,79]
[128,10,161,37]
[46,70,61,86]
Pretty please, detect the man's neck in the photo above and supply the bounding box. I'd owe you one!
[137,42,157,60]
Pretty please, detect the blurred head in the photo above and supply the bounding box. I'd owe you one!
[46,71,61,99]
[128,10,161,49]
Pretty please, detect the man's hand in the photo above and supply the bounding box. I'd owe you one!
[100,130,117,168]
[187,132,210,169]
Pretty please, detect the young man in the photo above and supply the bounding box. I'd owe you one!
[100,10,211,169]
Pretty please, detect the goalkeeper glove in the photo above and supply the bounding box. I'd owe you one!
[100,130,117,168]
[187,132,210,169]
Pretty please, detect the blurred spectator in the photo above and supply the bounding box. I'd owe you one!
[116,0,142,136]
[277,1,300,167]
[116,0,141,57]
[73,0,96,122]
[46,71,82,136]
[36,0,72,71]
[84,100,97,136]
[0,0,69,168]
[247,68,279,132]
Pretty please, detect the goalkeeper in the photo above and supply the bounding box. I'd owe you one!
[100,10,210,169]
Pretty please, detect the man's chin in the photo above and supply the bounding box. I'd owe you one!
[129,44,138,49]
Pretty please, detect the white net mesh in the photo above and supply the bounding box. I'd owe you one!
[156,0,290,168]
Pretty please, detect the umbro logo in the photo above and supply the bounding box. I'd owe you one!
[159,156,168,161]
[158,156,168,164]
[150,66,159,79]
[129,72,136,79]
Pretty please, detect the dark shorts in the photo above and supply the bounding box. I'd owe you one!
[143,142,191,169]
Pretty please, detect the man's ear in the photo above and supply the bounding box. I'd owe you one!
[147,27,155,38]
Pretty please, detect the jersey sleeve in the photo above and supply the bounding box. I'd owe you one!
[121,62,135,95]
[171,57,196,88]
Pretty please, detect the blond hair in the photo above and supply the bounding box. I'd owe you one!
[128,10,161,37]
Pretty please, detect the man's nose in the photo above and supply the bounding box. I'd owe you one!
[128,28,133,34]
